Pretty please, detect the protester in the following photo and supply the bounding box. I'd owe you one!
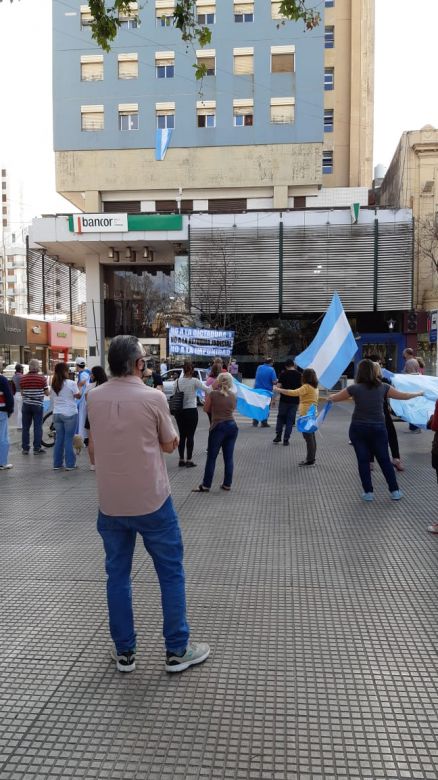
[85,365,108,471]
[193,373,238,493]
[427,400,438,534]
[173,361,209,468]
[20,359,49,455]
[329,359,423,501]
[276,368,319,465]
[51,362,81,471]
[11,363,24,430]
[273,358,301,446]
[75,357,91,441]
[403,357,422,433]
[87,335,210,674]
[368,356,404,471]
[252,357,277,428]
[229,358,239,379]
[206,363,221,388]
[160,358,168,375]
[0,372,14,469]
[145,361,164,391]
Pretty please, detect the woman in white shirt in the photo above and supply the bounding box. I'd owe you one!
[173,361,209,467]
[50,362,81,471]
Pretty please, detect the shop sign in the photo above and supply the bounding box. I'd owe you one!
[429,310,438,343]
[0,313,27,346]
[27,320,48,345]
[68,213,183,233]
[48,322,72,348]
[72,214,128,233]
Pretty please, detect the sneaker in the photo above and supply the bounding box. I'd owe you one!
[89,465,96,471]
[283,440,289,446]
[34,449,46,454]
[273,436,281,444]
[185,461,196,468]
[178,460,186,467]
[0,464,13,470]
[65,466,78,471]
[111,647,136,673]
[252,421,259,427]
[391,490,403,500]
[299,460,315,466]
[53,467,63,470]
[22,449,29,455]
[362,492,374,501]
[427,522,438,534]
[261,422,270,428]
[165,641,210,673]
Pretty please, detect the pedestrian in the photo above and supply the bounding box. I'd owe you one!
[417,356,425,375]
[87,334,210,674]
[11,363,24,430]
[193,373,238,493]
[85,365,108,471]
[173,361,209,468]
[370,360,404,471]
[403,357,422,434]
[329,358,423,501]
[426,400,438,534]
[51,362,81,471]
[252,357,277,428]
[206,362,221,388]
[273,358,301,446]
[229,358,239,379]
[275,368,319,465]
[75,357,91,441]
[0,372,14,470]
[160,358,168,375]
[20,358,49,455]
[145,361,164,391]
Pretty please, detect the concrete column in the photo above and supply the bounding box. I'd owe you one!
[84,258,105,364]
[83,190,102,213]
[273,185,288,209]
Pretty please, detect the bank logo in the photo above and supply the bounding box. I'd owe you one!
[73,214,128,233]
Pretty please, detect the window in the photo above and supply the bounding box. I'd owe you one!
[294,196,306,209]
[118,53,138,79]
[196,49,216,76]
[234,2,253,22]
[324,108,334,132]
[197,101,216,127]
[324,67,334,90]
[155,51,175,78]
[196,2,215,24]
[271,45,295,73]
[81,105,104,131]
[119,104,139,131]
[325,0,334,7]
[233,47,254,75]
[80,55,104,81]
[1,182,6,190]
[271,1,285,19]
[156,1,174,26]
[323,150,333,174]
[325,26,334,48]
[270,98,295,124]
[156,102,175,129]
[80,5,93,28]
[119,1,138,28]
[1,169,6,177]
[233,99,253,126]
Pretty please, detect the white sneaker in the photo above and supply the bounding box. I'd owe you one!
[89,465,96,471]
[165,641,210,673]
[0,463,13,470]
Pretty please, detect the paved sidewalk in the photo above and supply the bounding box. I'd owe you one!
[1,406,438,780]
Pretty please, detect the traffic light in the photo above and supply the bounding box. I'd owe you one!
[406,310,418,333]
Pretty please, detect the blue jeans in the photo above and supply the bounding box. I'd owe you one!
[349,421,399,493]
[97,496,189,655]
[203,421,239,489]
[0,412,9,466]
[22,403,43,452]
[275,402,297,441]
[53,413,77,468]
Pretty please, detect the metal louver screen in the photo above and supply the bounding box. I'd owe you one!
[103,201,141,213]
[190,228,279,313]
[377,221,413,310]
[27,247,87,326]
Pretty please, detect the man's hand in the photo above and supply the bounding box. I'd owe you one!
[160,436,179,453]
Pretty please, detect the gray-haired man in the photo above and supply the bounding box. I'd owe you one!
[20,359,49,454]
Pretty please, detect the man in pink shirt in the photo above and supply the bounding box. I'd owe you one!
[88,335,210,674]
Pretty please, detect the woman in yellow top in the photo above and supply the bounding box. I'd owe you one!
[275,368,319,466]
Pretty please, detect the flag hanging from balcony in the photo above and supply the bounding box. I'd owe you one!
[155,128,173,161]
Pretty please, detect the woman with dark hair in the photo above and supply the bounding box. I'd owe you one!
[173,361,209,467]
[329,359,423,501]
[50,362,81,471]
[85,365,108,470]
[276,367,319,466]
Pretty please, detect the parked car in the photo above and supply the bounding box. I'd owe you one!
[2,363,30,379]
[161,367,209,404]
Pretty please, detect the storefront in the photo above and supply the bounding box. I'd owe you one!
[24,320,49,373]
[0,313,27,369]
[71,325,87,361]
[48,322,72,371]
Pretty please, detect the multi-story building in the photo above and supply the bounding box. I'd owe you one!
[29,1,414,371]
[0,169,28,317]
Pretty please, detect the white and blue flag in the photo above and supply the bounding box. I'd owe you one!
[296,292,358,389]
[233,378,272,422]
[383,370,438,428]
[155,128,173,161]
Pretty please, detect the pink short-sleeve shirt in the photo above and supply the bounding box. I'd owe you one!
[87,376,178,516]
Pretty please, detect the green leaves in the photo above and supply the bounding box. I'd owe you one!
[278,1,321,30]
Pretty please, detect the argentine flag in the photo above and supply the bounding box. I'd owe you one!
[296,292,358,389]
[233,378,272,422]
[155,128,173,161]
[383,370,438,428]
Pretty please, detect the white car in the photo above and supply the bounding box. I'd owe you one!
[161,368,209,404]
[2,363,30,379]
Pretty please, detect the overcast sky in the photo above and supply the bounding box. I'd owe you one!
[0,0,437,228]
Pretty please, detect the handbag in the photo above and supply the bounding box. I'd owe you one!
[168,379,184,415]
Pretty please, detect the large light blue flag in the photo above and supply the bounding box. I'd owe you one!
[233,378,272,422]
[155,128,173,161]
[384,372,438,428]
[295,292,358,389]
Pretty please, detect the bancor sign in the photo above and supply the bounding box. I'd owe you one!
[73,214,128,233]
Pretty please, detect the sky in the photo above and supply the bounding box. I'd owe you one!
[0,0,437,230]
